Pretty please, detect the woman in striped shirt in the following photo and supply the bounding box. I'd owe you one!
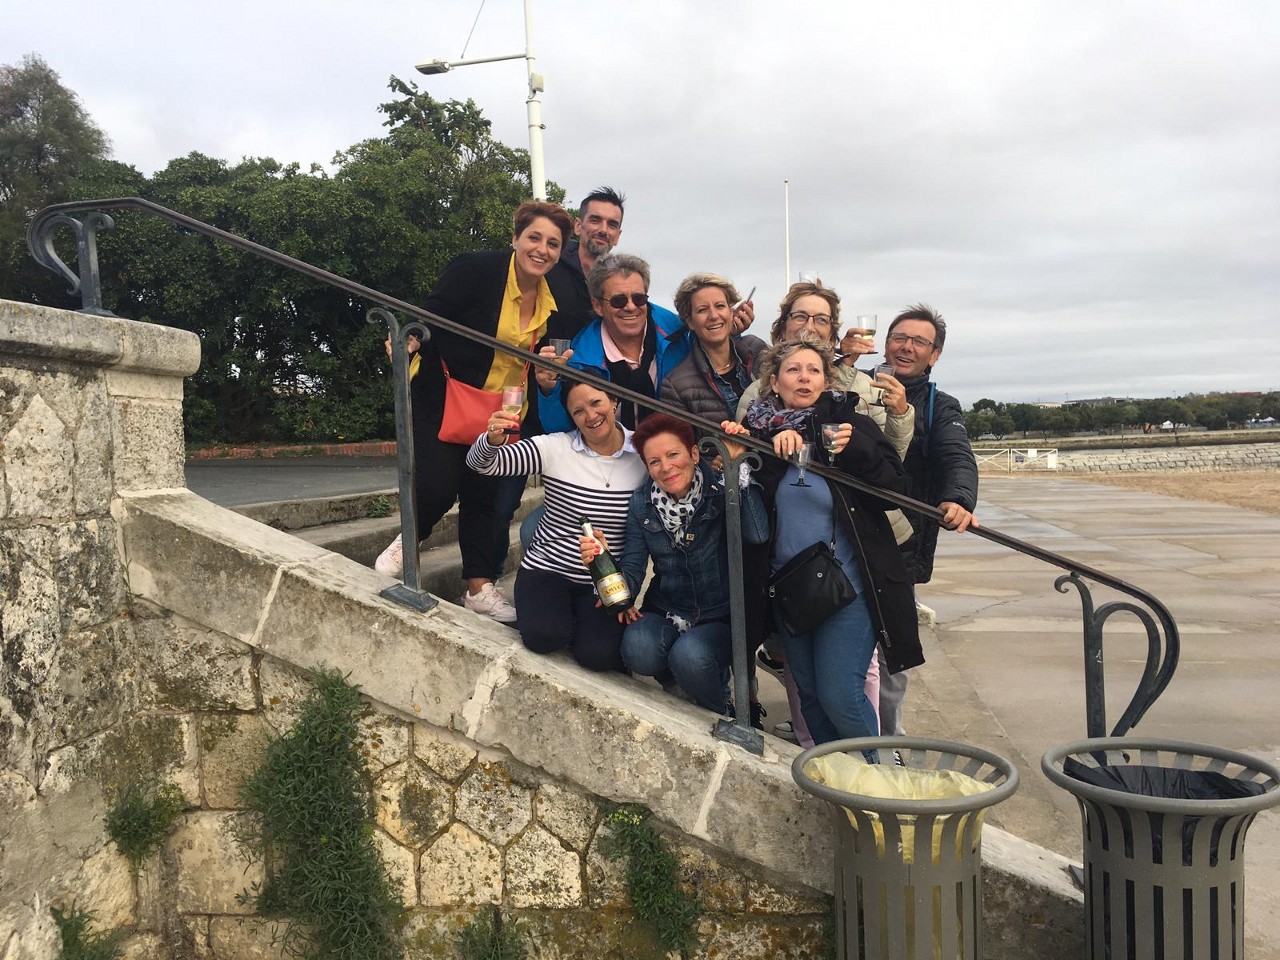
[467,377,646,670]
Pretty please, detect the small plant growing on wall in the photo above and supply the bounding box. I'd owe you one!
[51,904,124,960]
[600,804,701,958]
[457,906,527,960]
[104,781,186,873]
[236,668,405,960]
[365,495,395,519]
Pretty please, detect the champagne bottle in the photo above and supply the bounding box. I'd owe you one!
[579,516,632,610]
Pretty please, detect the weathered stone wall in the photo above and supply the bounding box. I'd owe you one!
[3,299,1085,959]
[1,300,199,958]
[120,609,830,958]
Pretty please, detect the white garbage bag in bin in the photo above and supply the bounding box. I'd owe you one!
[805,752,995,863]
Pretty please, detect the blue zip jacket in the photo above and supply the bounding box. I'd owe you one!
[619,462,770,624]
[539,302,687,433]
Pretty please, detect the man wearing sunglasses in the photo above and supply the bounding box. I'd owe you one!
[538,253,688,432]
[875,304,979,738]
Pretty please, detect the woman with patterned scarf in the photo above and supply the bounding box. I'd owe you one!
[743,335,923,746]
[578,413,769,716]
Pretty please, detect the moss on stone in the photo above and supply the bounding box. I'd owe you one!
[95,715,185,795]
[199,713,238,753]
[149,671,216,712]
[399,779,445,847]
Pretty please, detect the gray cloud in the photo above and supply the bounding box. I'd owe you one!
[7,0,1277,404]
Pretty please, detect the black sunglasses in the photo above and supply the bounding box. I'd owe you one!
[605,292,649,310]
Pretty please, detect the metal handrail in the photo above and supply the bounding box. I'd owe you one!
[27,197,1181,753]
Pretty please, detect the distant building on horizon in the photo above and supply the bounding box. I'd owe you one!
[1063,396,1134,407]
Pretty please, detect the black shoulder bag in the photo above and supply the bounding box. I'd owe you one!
[767,484,857,634]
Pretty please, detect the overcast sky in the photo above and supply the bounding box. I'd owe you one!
[8,1,1279,404]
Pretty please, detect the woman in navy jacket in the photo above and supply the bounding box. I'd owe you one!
[580,413,768,715]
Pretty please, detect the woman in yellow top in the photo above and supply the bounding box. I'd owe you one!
[375,200,574,624]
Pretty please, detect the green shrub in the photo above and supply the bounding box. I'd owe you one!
[104,781,186,871]
[236,668,405,960]
[457,906,527,960]
[600,804,700,956]
[365,495,394,519]
[52,904,124,960]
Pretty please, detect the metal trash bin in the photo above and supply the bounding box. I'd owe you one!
[1042,738,1280,960]
[793,737,1019,960]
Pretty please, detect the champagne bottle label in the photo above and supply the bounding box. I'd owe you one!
[596,571,631,607]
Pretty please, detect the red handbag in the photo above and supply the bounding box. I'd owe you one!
[436,358,530,445]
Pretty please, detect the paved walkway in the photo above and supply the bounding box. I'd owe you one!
[916,475,1280,957]
[185,455,396,507]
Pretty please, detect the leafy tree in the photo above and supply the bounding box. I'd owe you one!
[1006,403,1040,437]
[0,53,109,304]
[971,397,1000,413]
[11,71,563,443]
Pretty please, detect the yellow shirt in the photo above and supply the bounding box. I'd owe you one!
[481,256,558,416]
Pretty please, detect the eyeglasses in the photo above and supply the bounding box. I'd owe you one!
[786,311,833,329]
[605,292,649,310]
[887,331,936,350]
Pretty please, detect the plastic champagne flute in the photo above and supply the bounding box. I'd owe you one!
[872,363,895,407]
[821,423,842,455]
[790,442,814,487]
[501,384,524,435]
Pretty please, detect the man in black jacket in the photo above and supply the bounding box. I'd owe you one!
[877,304,979,734]
[885,305,979,578]
[546,186,625,330]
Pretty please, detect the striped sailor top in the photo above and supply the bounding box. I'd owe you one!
[466,429,646,584]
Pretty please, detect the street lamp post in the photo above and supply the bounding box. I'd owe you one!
[416,0,547,200]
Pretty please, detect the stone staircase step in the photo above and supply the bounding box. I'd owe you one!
[232,489,399,531]
[284,485,544,585]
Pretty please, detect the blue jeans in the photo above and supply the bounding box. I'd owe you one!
[776,597,879,747]
[622,615,731,714]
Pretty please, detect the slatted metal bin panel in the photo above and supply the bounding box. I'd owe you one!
[1043,740,1280,960]
[795,738,1020,960]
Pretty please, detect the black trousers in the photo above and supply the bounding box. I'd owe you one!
[513,567,625,672]
[412,427,501,582]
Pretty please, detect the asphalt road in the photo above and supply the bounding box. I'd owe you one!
[185,456,398,507]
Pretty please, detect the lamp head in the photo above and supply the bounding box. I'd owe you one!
[415,59,452,76]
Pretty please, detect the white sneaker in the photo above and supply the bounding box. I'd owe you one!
[463,583,518,624]
[374,534,404,577]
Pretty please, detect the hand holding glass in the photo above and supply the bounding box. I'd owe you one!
[789,442,815,487]
[501,385,524,435]
[549,338,572,356]
[854,314,877,341]
[872,364,896,407]
[821,423,843,455]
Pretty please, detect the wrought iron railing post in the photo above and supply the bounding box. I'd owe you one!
[366,308,437,613]
[700,436,765,755]
[27,211,117,317]
[1056,573,1177,737]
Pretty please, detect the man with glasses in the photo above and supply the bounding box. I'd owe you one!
[538,253,686,431]
[877,304,979,737]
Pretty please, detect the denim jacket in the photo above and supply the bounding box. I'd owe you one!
[619,462,770,624]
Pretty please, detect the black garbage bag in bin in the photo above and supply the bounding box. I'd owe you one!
[1044,739,1280,960]
[1064,757,1266,864]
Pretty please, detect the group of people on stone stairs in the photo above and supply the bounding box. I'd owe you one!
[374,187,979,753]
